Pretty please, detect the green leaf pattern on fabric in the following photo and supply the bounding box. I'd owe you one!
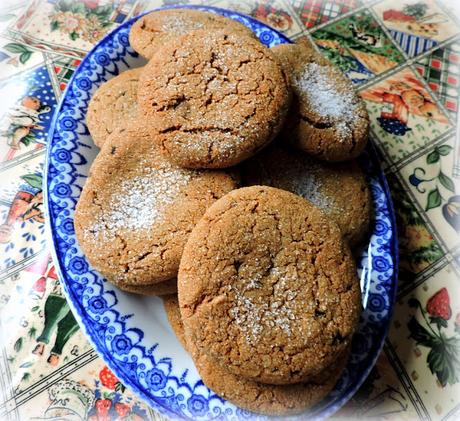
[21,174,43,190]
[412,144,456,212]
[426,188,442,211]
[3,42,34,64]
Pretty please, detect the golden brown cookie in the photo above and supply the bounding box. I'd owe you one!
[242,143,372,246]
[163,294,348,415]
[163,294,187,348]
[129,9,255,59]
[138,30,291,169]
[179,186,361,385]
[271,38,369,162]
[86,68,141,148]
[270,38,317,83]
[114,277,177,296]
[75,124,239,291]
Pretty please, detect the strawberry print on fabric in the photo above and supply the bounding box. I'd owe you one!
[408,288,460,387]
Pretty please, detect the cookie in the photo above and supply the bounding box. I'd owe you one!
[75,124,239,290]
[129,9,255,59]
[270,38,317,82]
[86,68,141,148]
[138,29,291,169]
[271,38,369,162]
[163,294,187,348]
[243,143,372,246]
[163,294,348,415]
[114,277,177,296]
[179,186,361,385]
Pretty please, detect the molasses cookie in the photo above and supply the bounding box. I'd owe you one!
[138,29,291,169]
[129,9,255,59]
[163,294,349,415]
[178,186,361,385]
[75,124,239,291]
[163,294,187,348]
[271,38,369,161]
[243,143,372,246]
[113,277,177,296]
[86,68,141,148]
[270,38,316,84]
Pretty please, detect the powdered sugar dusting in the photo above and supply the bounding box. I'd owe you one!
[229,266,299,345]
[267,159,335,212]
[161,15,205,35]
[288,168,330,210]
[176,130,244,161]
[87,160,199,239]
[293,62,356,140]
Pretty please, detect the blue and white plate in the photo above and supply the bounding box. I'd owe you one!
[44,6,398,420]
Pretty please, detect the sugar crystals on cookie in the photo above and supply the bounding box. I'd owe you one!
[272,39,369,161]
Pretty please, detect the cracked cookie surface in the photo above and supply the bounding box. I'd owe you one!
[138,30,291,169]
[129,9,255,59]
[243,143,372,246]
[74,124,239,289]
[178,186,361,385]
[163,294,348,415]
[86,68,141,148]
[271,39,369,162]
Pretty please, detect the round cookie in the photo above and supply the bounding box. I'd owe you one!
[75,124,239,290]
[178,186,361,385]
[163,294,349,415]
[129,9,255,59]
[138,29,291,169]
[271,38,369,162]
[114,277,177,296]
[243,143,372,246]
[86,68,141,148]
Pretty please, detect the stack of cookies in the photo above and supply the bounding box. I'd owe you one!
[75,8,371,415]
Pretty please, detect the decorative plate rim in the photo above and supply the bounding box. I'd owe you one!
[43,6,399,420]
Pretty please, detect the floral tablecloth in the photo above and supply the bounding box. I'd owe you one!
[0,0,459,420]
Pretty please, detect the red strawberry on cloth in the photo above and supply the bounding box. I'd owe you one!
[115,402,130,417]
[95,398,112,417]
[99,366,119,390]
[427,288,452,320]
[32,276,46,293]
[47,265,58,279]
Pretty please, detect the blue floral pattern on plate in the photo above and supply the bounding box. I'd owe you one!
[44,6,398,420]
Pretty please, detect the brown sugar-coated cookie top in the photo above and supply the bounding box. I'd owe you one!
[138,30,291,169]
[243,143,372,246]
[271,38,369,162]
[178,186,361,385]
[129,9,255,59]
[163,294,349,415]
[75,124,239,287]
[86,68,141,148]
